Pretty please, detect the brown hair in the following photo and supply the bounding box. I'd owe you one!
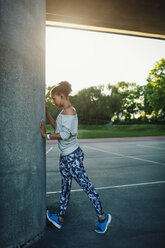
[50,81,72,97]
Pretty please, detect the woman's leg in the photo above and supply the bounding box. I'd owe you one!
[71,148,104,217]
[59,157,72,217]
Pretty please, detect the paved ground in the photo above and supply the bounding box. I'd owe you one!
[31,138,165,248]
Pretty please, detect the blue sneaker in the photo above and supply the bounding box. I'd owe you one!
[46,210,63,229]
[95,214,111,234]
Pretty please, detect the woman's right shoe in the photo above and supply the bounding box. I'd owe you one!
[95,213,111,234]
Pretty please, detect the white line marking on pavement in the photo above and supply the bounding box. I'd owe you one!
[46,180,165,195]
[84,145,165,165]
[46,147,54,155]
[136,144,165,150]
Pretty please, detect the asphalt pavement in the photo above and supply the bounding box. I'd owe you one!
[31,138,165,248]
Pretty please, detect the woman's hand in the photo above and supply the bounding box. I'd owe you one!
[40,120,47,138]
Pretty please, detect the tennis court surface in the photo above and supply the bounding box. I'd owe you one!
[31,138,165,248]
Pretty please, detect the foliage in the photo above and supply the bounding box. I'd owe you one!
[45,59,165,125]
[144,58,165,119]
[72,86,120,124]
[112,81,144,121]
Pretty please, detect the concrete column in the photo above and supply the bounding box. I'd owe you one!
[0,1,46,247]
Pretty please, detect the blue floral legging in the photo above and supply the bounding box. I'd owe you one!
[59,147,104,217]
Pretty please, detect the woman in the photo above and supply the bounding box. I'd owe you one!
[40,81,111,233]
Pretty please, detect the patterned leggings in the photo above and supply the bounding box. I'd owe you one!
[59,147,104,217]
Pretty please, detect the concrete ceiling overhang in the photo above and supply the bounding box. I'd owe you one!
[46,0,165,39]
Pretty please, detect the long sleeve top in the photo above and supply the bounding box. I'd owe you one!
[55,111,79,156]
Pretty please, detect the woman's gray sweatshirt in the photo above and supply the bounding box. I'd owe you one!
[55,111,79,156]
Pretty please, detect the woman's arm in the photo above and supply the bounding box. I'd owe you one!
[46,105,56,129]
[48,133,62,140]
[40,120,62,140]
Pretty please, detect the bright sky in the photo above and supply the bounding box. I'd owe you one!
[46,26,165,95]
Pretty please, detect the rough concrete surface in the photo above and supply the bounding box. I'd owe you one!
[0,1,46,247]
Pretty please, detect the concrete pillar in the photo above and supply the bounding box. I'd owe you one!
[0,1,46,247]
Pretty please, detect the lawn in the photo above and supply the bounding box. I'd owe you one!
[46,124,165,139]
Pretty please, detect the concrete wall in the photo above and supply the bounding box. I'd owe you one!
[0,1,46,247]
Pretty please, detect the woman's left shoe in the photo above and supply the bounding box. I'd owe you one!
[95,213,111,234]
[46,210,63,229]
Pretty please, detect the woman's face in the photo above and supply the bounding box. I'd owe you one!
[51,93,63,108]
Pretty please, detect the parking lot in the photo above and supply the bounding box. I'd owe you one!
[31,138,165,248]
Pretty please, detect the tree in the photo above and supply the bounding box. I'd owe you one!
[45,81,145,125]
[107,84,121,119]
[144,58,165,119]
[115,81,144,120]
[74,86,111,124]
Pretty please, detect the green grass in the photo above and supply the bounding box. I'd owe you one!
[46,124,165,139]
